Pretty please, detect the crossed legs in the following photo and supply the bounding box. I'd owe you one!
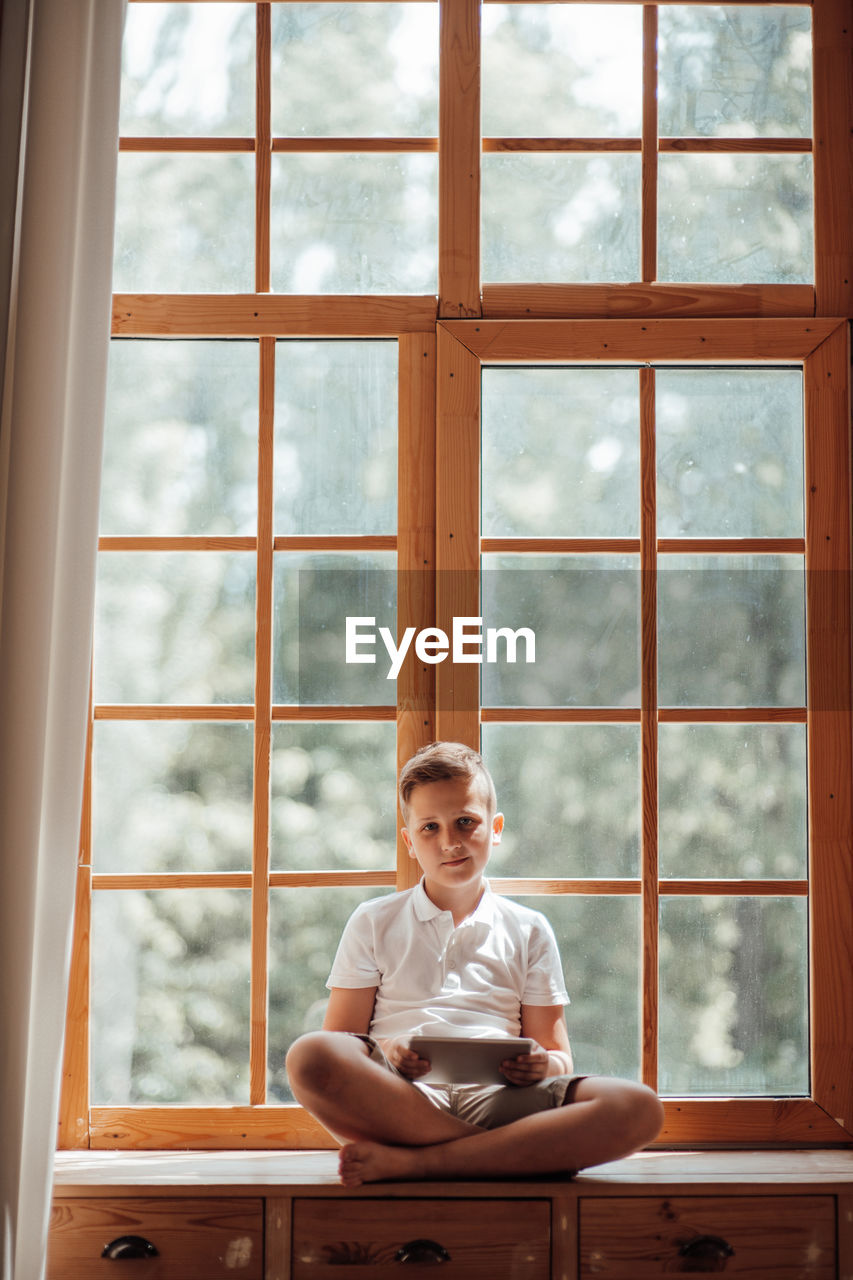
[286,1031,664,1186]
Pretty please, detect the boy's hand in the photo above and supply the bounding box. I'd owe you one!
[381,1037,431,1080]
[500,1043,550,1086]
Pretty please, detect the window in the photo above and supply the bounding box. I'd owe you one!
[60,0,853,1150]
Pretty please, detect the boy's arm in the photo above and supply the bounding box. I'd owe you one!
[501,1004,573,1084]
[323,986,378,1034]
[323,987,429,1080]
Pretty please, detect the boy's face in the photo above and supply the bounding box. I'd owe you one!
[401,775,503,898]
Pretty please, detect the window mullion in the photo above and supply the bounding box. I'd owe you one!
[438,0,481,318]
[642,5,658,284]
[59,673,94,1148]
[640,366,659,1093]
[435,326,481,746]
[803,325,853,1130]
[255,2,271,295]
[250,337,275,1106]
[397,333,438,889]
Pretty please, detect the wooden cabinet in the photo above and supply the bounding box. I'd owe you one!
[579,1195,836,1279]
[48,1151,853,1280]
[292,1197,550,1277]
[47,1196,263,1279]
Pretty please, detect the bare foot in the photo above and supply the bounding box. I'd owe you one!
[338,1141,422,1186]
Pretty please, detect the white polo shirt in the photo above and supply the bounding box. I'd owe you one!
[326,880,570,1040]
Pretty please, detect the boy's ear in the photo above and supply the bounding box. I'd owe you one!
[401,827,417,859]
[491,812,504,845]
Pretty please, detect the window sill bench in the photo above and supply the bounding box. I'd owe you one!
[51,1148,853,1279]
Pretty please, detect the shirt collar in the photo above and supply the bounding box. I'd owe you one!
[412,877,495,926]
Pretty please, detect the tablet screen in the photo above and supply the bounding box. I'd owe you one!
[409,1035,535,1084]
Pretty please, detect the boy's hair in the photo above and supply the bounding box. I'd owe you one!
[398,741,497,820]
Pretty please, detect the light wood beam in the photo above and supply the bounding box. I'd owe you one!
[397,334,438,887]
[439,0,481,317]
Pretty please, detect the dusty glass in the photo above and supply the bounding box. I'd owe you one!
[482,724,640,878]
[659,896,808,1095]
[659,6,812,137]
[94,722,254,873]
[268,886,394,1101]
[101,340,258,537]
[657,554,805,707]
[656,368,804,539]
[658,154,813,283]
[275,341,397,536]
[94,552,256,704]
[519,895,641,1080]
[270,722,397,871]
[113,153,254,293]
[91,889,251,1103]
[483,154,641,282]
[270,154,437,293]
[659,724,807,879]
[120,2,255,136]
[272,3,438,136]
[273,553,396,705]
[482,555,640,708]
[482,367,639,537]
[482,4,642,137]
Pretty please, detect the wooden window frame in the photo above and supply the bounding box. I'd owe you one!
[58,0,853,1151]
[435,315,852,1147]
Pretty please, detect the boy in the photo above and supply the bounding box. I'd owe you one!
[286,742,663,1185]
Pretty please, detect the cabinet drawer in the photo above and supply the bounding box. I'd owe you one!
[580,1195,835,1279]
[293,1198,550,1278]
[47,1197,263,1279]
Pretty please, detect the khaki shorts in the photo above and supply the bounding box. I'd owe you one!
[353,1034,586,1131]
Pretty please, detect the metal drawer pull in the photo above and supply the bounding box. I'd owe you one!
[677,1234,735,1271]
[101,1235,160,1260]
[395,1238,451,1264]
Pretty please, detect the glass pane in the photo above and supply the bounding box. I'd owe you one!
[657,554,805,707]
[94,722,253,873]
[482,724,640,878]
[275,341,397,536]
[659,724,807,879]
[271,4,438,136]
[92,889,251,1103]
[102,340,258,537]
[658,154,813,284]
[270,155,437,293]
[482,367,639,537]
[482,555,640,708]
[518,895,640,1080]
[120,3,255,136]
[482,4,642,136]
[113,154,254,292]
[271,722,397,871]
[659,6,812,138]
[94,552,255,704]
[483,154,640,283]
[268,886,394,1101]
[659,896,808,1095]
[273,553,396,705]
[656,369,804,539]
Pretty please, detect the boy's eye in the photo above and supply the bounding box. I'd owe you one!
[457,817,475,828]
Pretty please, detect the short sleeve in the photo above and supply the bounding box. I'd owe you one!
[521,913,570,1006]
[326,903,382,990]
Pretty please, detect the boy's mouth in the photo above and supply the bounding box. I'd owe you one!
[442,856,468,867]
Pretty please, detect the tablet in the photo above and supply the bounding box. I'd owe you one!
[408,1035,535,1085]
